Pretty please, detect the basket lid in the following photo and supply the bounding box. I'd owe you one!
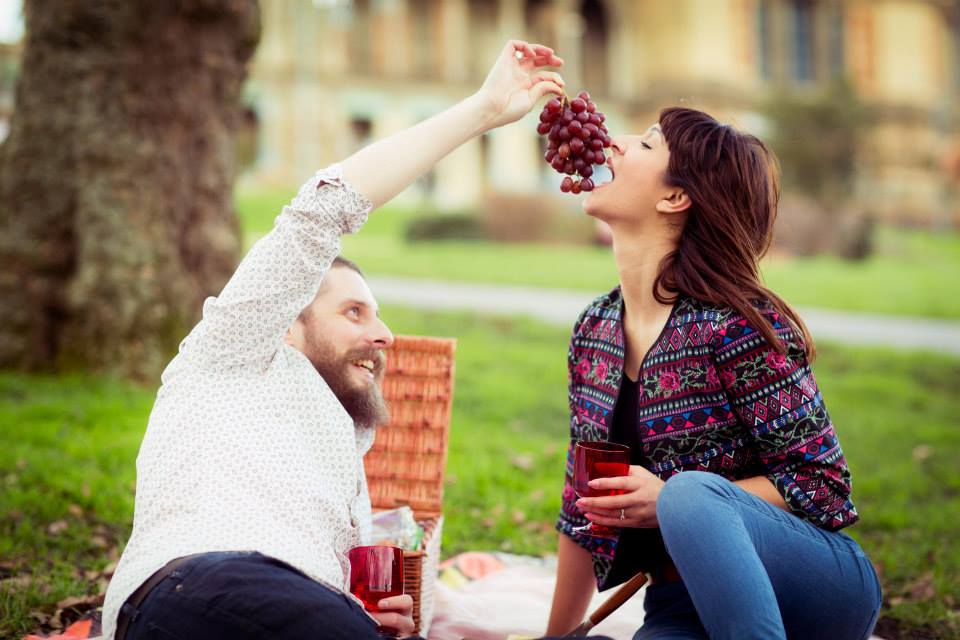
[366,335,456,520]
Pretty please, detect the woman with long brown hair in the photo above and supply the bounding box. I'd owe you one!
[545,108,881,639]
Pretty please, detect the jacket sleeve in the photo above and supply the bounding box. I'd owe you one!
[713,308,859,531]
[555,308,608,554]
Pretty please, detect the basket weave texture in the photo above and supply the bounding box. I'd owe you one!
[366,335,456,635]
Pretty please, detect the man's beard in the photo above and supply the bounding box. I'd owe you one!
[302,331,389,430]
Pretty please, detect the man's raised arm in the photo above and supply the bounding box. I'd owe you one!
[173,41,563,373]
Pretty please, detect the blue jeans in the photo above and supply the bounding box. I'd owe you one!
[634,471,882,640]
[120,551,419,640]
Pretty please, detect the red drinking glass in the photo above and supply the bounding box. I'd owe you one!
[348,545,404,612]
[572,440,630,539]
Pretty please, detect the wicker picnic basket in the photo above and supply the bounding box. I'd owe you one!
[366,335,456,635]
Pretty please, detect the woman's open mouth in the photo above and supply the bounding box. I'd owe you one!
[591,157,615,188]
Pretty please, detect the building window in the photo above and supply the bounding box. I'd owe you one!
[350,117,373,151]
[409,0,433,78]
[952,12,960,97]
[347,0,372,74]
[756,0,773,81]
[468,0,499,80]
[827,4,845,79]
[790,0,814,83]
[525,0,554,48]
[537,131,552,188]
[417,169,437,199]
[581,0,609,94]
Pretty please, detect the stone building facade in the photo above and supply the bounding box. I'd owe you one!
[247,0,960,222]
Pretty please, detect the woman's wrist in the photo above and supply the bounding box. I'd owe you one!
[462,91,500,137]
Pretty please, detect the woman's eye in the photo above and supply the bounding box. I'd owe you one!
[641,141,652,150]
[347,307,360,318]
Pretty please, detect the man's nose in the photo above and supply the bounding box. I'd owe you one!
[369,316,394,349]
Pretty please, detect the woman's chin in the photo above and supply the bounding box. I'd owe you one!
[581,188,604,217]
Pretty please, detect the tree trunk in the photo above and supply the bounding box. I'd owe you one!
[0,0,260,380]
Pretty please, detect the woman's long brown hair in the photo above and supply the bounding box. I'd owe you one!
[654,107,816,359]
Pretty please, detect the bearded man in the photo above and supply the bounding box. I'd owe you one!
[99,39,566,640]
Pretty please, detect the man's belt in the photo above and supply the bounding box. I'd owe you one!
[114,553,204,640]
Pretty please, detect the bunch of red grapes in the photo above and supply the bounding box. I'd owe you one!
[538,91,611,194]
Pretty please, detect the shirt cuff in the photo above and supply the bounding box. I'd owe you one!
[291,163,374,235]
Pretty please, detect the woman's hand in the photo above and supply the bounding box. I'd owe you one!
[575,465,665,528]
[473,40,565,131]
[369,594,416,637]
[341,39,562,208]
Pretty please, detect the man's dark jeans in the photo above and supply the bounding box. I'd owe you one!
[118,551,420,640]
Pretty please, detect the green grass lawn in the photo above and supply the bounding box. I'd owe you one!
[236,185,960,320]
[1,307,958,639]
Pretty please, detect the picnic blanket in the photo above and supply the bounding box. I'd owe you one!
[428,552,887,640]
[429,551,645,640]
[22,553,885,640]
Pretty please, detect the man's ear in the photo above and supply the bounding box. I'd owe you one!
[655,188,691,215]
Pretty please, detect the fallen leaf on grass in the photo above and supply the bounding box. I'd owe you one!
[509,455,533,471]
[523,521,555,536]
[1,574,34,589]
[541,443,561,457]
[912,444,933,462]
[56,594,103,611]
[906,571,937,601]
[47,520,69,536]
[29,610,56,630]
[43,593,106,631]
[90,534,110,549]
[101,560,118,578]
[535,521,555,535]
[0,560,17,579]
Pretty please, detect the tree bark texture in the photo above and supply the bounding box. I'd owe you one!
[0,0,260,380]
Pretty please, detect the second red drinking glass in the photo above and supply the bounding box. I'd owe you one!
[347,545,404,612]
[572,440,631,539]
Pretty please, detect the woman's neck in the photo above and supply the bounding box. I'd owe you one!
[610,223,678,325]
